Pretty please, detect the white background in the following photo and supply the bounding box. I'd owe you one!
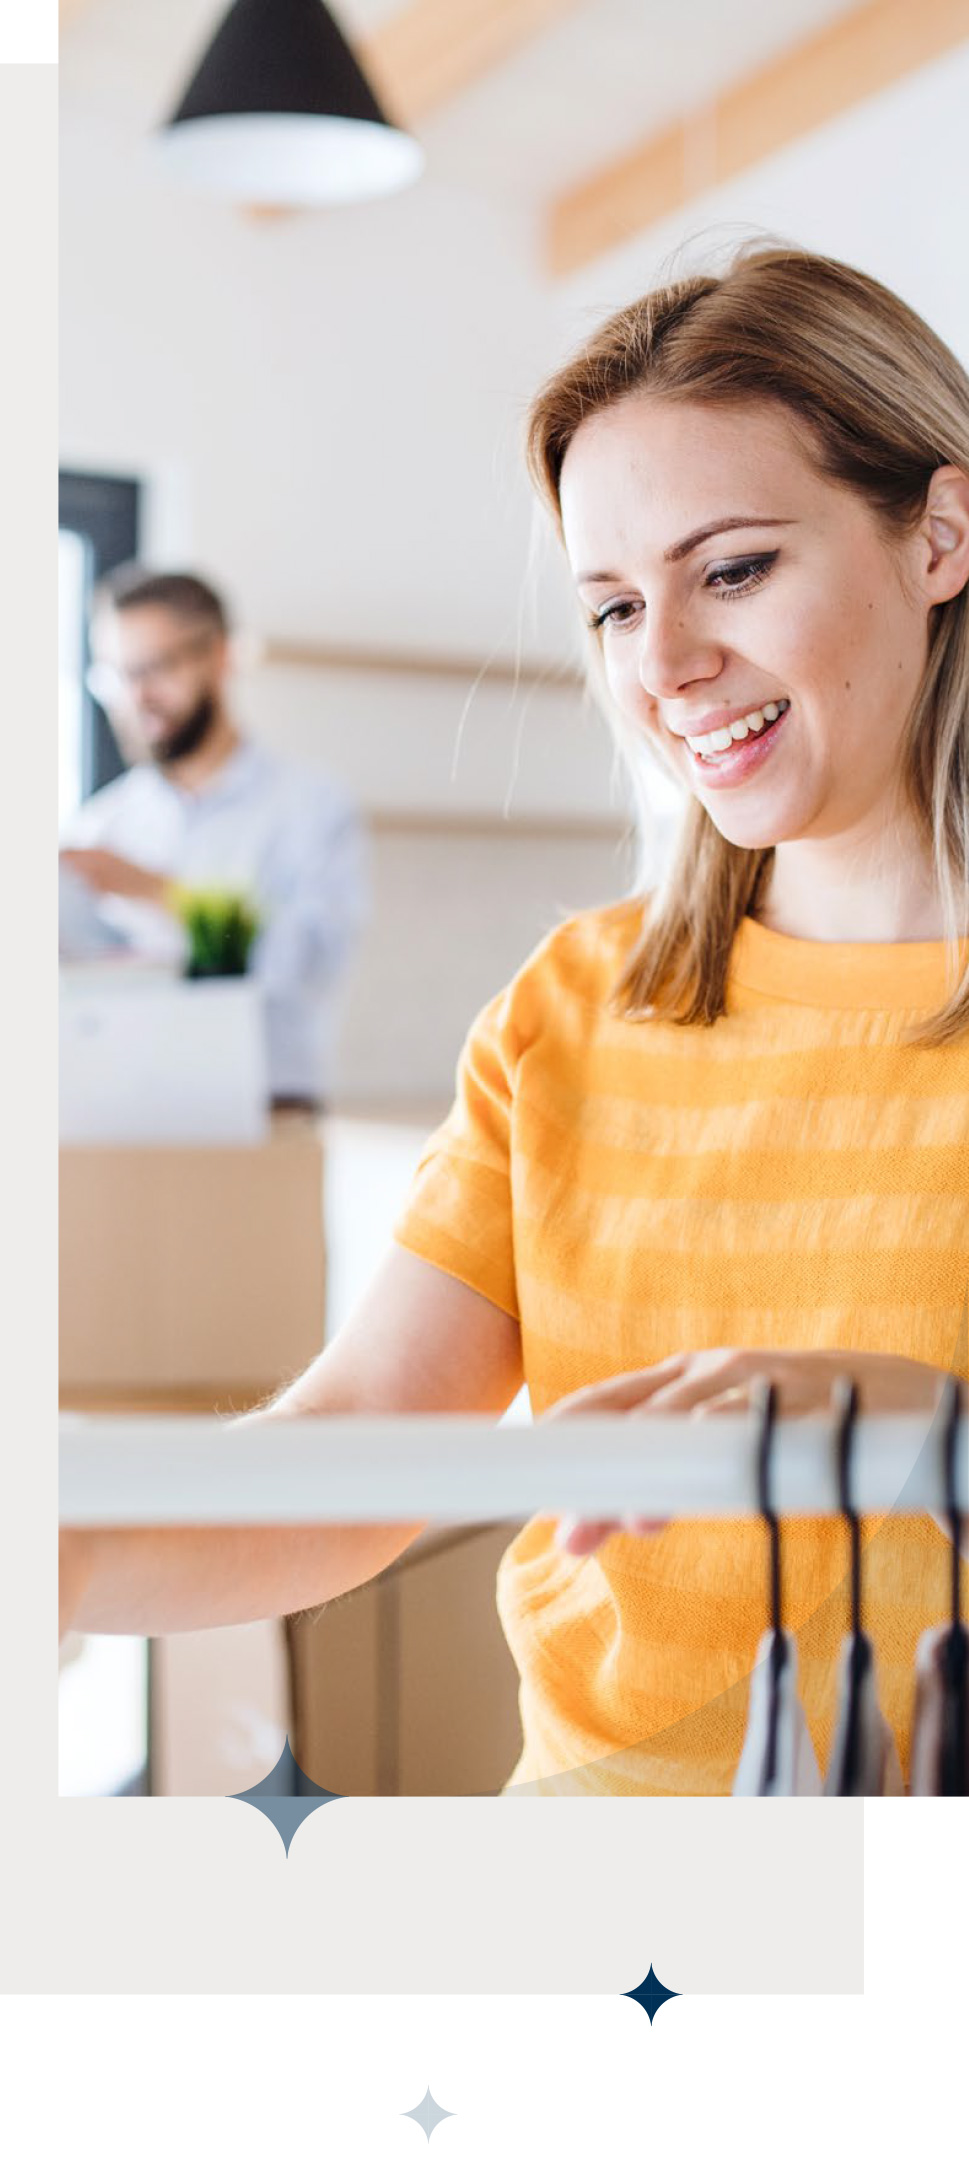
[0,3,55,64]
[4,1813,962,2156]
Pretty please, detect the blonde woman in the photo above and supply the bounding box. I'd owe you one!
[63,246,969,1796]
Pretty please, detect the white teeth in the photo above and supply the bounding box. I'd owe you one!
[685,698,789,757]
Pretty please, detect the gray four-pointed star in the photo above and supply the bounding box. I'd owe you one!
[229,1737,340,1857]
[401,2087,455,2142]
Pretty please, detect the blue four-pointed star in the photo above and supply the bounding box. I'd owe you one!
[624,1963,680,2024]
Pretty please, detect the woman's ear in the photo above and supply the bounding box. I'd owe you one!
[921,464,969,602]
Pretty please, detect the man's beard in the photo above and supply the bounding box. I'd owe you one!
[149,693,217,765]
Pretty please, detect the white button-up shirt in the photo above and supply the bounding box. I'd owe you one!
[60,740,367,1100]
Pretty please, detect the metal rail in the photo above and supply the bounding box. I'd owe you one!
[59,1409,968,1526]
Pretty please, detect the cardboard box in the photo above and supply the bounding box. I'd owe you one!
[286,1522,526,1797]
[59,1114,325,1404]
[60,1115,326,1798]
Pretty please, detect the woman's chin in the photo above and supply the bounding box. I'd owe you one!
[698,791,812,853]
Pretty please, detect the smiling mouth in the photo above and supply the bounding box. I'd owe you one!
[685,698,790,760]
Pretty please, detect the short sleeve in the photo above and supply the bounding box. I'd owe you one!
[392,981,520,1320]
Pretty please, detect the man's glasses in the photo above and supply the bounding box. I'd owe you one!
[86,629,216,703]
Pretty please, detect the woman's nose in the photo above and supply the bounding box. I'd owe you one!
[638,606,720,700]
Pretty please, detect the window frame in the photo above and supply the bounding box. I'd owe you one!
[58,469,141,798]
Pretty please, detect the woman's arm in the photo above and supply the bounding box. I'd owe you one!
[60,1246,523,1638]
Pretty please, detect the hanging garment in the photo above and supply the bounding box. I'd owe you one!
[732,1631,822,1796]
[823,1634,904,1795]
[909,1623,969,1796]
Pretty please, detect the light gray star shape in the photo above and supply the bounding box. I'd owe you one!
[401,2087,455,2142]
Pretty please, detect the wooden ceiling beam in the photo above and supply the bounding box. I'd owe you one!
[362,0,585,123]
[548,0,969,276]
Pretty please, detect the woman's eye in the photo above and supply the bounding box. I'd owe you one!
[586,552,778,631]
[587,552,778,631]
[706,551,779,598]
[588,598,642,633]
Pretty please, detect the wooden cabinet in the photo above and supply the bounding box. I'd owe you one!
[287,1522,525,1796]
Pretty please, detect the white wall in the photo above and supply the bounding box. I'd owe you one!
[60,7,635,1102]
[59,4,575,655]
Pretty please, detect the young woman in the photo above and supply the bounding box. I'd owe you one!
[62,244,969,1796]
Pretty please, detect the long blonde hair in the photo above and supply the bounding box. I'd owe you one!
[526,243,969,1044]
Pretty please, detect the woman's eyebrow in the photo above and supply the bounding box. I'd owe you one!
[664,514,795,563]
[576,516,795,585]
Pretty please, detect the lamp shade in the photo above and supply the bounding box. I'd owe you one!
[157,0,424,205]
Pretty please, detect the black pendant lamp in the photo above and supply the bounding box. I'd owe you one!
[157,0,424,205]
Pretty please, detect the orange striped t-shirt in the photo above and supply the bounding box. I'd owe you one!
[392,901,969,1795]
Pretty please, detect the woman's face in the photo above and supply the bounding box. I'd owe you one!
[559,395,933,852]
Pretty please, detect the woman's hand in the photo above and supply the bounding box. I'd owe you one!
[544,1347,949,1558]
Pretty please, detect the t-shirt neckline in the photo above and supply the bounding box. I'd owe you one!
[729,913,960,1012]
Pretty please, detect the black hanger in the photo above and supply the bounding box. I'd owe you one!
[939,1376,968,1798]
[831,1376,871,1796]
[754,1379,786,1794]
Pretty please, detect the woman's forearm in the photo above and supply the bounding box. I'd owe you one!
[59,1517,425,1639]
[58,1248,523,1639]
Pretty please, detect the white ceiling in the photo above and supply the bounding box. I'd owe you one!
[64,0,858,203]
[401,0,857,203]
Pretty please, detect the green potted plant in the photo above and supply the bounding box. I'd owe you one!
[171,887,262,979]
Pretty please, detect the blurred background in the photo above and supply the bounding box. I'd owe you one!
[58,0,969,1797]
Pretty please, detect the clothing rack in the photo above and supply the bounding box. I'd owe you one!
[59,1409,968,1527]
